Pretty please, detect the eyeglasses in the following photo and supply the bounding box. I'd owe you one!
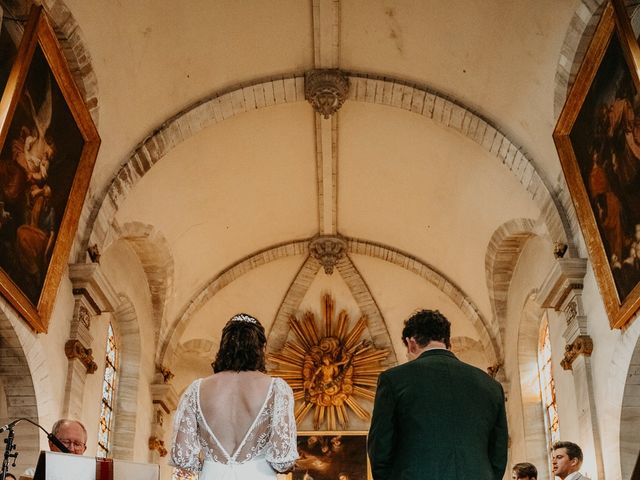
[60,439,86,450]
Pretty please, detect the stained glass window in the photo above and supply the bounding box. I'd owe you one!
[537,316,559,449]
[97,322,117,457]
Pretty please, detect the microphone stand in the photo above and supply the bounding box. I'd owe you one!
[0,417,71,479]
[1,425,18,480]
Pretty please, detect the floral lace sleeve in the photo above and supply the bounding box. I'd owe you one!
[265,378,299,472]
[170,380,203,475]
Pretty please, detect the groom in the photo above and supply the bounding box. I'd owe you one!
[367,309,508,480]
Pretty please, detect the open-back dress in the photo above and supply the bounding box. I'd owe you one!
[171,377,298,479]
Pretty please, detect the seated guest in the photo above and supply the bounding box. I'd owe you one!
[552,441,591,480]
[23,419,87,477]
[48,419,87,454]
[512,462,537,480]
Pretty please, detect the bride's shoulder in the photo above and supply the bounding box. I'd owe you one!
[271,376,293,394]
[183,377,202,391]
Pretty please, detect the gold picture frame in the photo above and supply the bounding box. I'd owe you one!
[286,431,370,480]
[0,6,100,332]
[553,0,640,329]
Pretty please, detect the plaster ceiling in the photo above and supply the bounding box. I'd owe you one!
[2,0,591,367]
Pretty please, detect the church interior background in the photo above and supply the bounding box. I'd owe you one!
[1,1,640,479]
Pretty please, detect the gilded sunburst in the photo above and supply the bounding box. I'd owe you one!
[269,294,389,430]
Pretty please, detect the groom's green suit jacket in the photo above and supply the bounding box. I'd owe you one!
[367,349,508,480]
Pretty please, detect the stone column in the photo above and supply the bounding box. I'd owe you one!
[538,258,604,479]
[149,367,178,463]
[63,263,118,418]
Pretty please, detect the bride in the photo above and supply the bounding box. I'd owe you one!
[171,313,299,479]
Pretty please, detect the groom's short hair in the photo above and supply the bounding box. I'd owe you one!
[552,441,583,463]
[402,309,451,348]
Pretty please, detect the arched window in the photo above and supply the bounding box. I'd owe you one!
[97,323,118,457]
[537,316,559,449]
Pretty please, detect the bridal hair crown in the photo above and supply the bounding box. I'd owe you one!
[230,313,258,324]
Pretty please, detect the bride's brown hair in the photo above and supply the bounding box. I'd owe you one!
[212,313,267,373]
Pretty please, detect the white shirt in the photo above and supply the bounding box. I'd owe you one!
[565,472,584,480]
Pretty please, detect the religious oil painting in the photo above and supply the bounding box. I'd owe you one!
[553,0,640,329]
[290,432,370,480]
[0,6,100,332]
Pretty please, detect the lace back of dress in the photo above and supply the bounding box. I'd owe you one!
[196,382,276,465]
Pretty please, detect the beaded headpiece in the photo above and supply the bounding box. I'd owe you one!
[230,313,258,324]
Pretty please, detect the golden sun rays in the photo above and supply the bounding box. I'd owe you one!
[269,294,389,430]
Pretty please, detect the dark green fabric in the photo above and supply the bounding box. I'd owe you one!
[368,350,508,480]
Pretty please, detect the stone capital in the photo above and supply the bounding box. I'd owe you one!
[68,263,119,314]
[560,335,594,370]
[537,258,587,310]
[150,383,179,414]
[64,339,98,374]
[148,436,168,457]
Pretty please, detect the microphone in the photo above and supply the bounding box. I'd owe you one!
[46,433,71,454]
[0,419,21,433]
[1,418,71,454]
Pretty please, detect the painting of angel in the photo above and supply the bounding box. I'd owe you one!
[0,6,99,332]
[0,44,82,304]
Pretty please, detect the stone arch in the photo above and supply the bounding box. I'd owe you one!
[159,236,498,369]
[449,335,488,365]
[178,338,216,360]
[157,239,309,366]
[109,294,141,460]
[1,0,99,124]
[516,293,550,480]
[117,222,174,352]
[267,253,398,364]
[0,303,40,471]
[450,335,482,354]
[553,0,605,119]
[553,1,640,118]
[267,255,322,354]
[485,218,538,357]
[618,318,640,479]
[76,72,575,266]
[347,237,499,366]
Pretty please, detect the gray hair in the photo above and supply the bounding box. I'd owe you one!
[51,419,87,441]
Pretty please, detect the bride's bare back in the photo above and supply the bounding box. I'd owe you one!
[170,314,298,477]
[199,371,273,456]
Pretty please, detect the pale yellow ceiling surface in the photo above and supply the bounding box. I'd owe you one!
[338,102,540,317]
[115,103,318,313]
[179,254,307,346]
[65,0,314,191]
[350,253,484,359]
[341,0,580,179]
[20,0,585,372]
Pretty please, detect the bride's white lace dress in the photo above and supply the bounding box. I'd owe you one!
[170,377,298,479]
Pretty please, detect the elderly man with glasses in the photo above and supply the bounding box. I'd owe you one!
[49,419,87,454]
[23,419,87,478]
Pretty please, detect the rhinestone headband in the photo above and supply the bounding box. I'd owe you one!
[230,313,258,324]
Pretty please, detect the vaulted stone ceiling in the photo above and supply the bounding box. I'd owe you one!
[3,0,598,387]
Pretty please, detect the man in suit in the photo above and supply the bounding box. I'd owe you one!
[367,309,508,480]
[551,441,591,480]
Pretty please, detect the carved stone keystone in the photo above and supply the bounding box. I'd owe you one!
[309,235,346,274]
[305,69,350,119]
